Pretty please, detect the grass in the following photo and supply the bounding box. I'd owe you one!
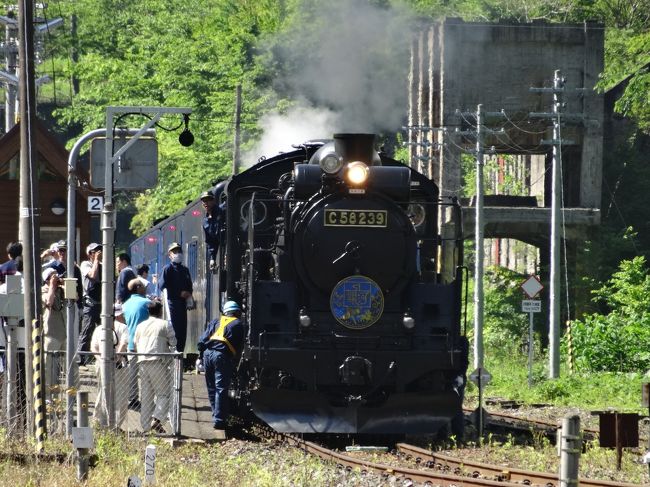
[0,430,373,487]
[2,349,649,485]
[467,348,647,413]
[459,348,650,484]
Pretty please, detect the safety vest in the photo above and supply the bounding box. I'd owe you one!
[209,315,238,355]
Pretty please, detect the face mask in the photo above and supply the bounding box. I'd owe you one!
[171,253,183,264]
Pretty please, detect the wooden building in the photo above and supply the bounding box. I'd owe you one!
[0,120,93,261]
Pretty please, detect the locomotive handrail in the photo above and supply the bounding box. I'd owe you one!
[460,265,470,336]
[257,331,267,365]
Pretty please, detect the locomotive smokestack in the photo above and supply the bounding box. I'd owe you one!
[334,133,376,165]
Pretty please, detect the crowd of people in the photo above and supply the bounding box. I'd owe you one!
[0,183,242,436]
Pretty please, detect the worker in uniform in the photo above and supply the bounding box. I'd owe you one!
[197,300,244,432]
[200,184,225,271]
[159,242,193,366]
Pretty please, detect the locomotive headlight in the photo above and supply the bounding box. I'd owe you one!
[299,307,312,328]
[403,313,415,330]
[345,161,369,186]
[320,154,343,174]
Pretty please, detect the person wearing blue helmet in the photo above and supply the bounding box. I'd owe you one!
[197,300,245,432]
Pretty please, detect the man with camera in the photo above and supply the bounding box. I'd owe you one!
[79,243,102,365]
[42,267,65,398]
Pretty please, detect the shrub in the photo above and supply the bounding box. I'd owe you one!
[569,256,650,372]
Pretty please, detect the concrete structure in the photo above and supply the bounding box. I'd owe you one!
[407,19,604,248]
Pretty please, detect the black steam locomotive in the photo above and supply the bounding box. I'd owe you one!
[132,133,468,435]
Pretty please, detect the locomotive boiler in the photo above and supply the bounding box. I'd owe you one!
[219,133,469,434]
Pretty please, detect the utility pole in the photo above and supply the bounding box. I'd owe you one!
[455,105,505,369]
[401,125,441,175]
[548,71,563,379]
[530,71,581,379]
[101,106,190,427]
[455,105,504,441]
[232,84,241,174]
[0,13,18,135]
[18,0,41,436]
[473,104,485,370]
[70,14,79,95]
[1,12,60,136]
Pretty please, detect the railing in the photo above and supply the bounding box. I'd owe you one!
[0,348,183,438]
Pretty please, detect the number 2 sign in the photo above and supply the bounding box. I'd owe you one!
[88,196,103,213]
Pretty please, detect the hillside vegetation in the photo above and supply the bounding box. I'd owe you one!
[21,0,650,377]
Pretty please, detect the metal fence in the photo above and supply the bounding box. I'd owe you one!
[1,348,183,438]
[0,348,29,437]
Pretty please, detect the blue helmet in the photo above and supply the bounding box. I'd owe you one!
[222,301,240,314]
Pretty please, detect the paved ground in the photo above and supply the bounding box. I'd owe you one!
[178,372,226,441]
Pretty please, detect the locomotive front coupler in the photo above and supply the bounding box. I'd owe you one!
[341,360,396,406]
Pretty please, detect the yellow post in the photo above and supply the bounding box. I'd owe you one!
[32,319,45,453]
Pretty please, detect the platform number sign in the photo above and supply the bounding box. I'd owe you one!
[88,196,103,213]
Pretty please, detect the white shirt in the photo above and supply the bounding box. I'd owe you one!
[133,316,177,361]
[91,321,129,354]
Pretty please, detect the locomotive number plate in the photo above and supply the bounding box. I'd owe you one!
[324,209,387,227]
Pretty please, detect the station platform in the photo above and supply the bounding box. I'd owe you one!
[70,367,226,442]
[177,372,226,441]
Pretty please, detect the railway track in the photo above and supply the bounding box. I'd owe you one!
[247,421,640,487]
[474,407,598,440]
[396,442,639,487]
[478,405,649,447]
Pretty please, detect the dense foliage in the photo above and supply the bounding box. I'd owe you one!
[569,256,650,372]
[481,267,530,350]
[28,0,648,235]
[40,0,289,233]
[15,0,650,374]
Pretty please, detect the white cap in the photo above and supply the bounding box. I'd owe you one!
[42,267,60,283]
[86,242,101,254]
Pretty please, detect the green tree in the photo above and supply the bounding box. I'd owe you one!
[44,0,288,234]
[569,256,650,372]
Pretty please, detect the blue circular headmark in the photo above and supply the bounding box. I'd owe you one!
[330,275,384,330]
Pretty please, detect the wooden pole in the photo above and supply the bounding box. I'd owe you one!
[18,0,42,437]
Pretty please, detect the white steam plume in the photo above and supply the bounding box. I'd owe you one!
[247,0,413,163]
[244,104,340,164]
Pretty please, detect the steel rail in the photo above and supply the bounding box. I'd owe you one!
[253,424,547,487]
[397,442,639,487]
[247,415,639,487]
[467,407,600,438]
[284,435,529,487]
[251,424,523,486]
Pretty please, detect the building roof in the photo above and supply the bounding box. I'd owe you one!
[0,119,90,185]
